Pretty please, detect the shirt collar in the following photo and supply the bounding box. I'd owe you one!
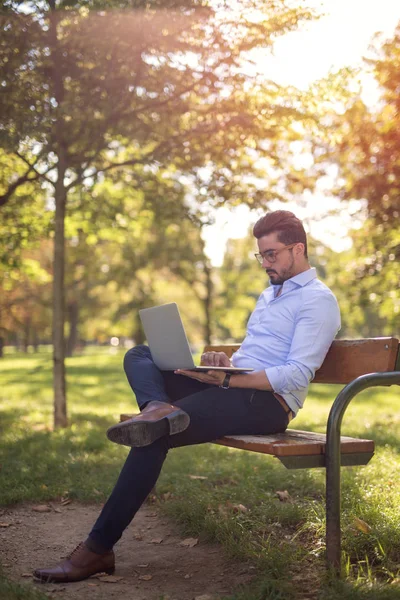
[288,267,317,287]
[271,267,317,292]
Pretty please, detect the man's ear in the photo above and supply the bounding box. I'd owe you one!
[295,243,305,257]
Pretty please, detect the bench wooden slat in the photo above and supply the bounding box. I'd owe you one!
[204,337,399,384]
[119,415,374,459]
[120,337,395,467]
[215,431,375,457]
[313,338,399,383]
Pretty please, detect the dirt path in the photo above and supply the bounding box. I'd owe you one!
[0,503,256,600]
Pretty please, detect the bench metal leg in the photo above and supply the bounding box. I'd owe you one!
[326,371,400,574]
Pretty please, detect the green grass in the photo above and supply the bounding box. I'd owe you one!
[0,568,48,600]
[1,350,400,600]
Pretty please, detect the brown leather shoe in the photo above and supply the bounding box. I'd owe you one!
[33,542,115,583]
[106,400,190,447]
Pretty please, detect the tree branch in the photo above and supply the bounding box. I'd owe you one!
[0,169,41,207]
[15,151,53,184]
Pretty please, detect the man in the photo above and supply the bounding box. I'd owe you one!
[34,210,340,583]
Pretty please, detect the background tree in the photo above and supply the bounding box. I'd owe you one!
[314,25,400,336]
[0,241,53,352]
[0,0,317,426]
[59,165,208,353]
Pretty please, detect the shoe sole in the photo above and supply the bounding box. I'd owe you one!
[33,566,115,583]
[106,410,190,447]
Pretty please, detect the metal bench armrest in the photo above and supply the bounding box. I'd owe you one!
[325,371,400,572]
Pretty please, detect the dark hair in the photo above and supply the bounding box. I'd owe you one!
[253,210,308,258]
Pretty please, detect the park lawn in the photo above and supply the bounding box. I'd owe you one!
[0,350,399,600]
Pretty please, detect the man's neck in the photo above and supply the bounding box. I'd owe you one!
[291,262,311,278]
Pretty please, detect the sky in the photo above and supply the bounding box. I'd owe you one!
[203,0,400,266]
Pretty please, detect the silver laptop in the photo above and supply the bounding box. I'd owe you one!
[139,303,253,373]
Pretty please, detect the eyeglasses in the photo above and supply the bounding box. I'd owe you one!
[254,243,298,265]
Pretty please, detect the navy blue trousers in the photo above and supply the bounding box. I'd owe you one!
[88,345,289,551]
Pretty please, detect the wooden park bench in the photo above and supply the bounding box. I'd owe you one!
[121,337,400,574]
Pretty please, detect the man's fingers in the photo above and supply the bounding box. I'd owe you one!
[201,351,231,367]
[201,352,216,366]
[216,352,230,367]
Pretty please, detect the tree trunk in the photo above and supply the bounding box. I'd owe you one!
[32,330,39,353]
[23,317,31,353]
[0,337,4,358]
[66,301,79,357]
[50,1,68,428]
[53,176,68,427]
[203,262,213,345]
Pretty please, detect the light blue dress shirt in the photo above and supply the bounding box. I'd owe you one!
[231,267,341,415]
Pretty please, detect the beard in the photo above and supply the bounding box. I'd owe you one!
[266,258,295,285]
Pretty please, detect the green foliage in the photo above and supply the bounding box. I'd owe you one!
[313,27,400,337]
[0,0,318,209]
[215,229,267,341]
[0,0,323,360]
[333,224,400,336]
[0,152,50,270]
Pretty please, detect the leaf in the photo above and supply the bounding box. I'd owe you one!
[0,522,12,528]
[98,575,124,583]
[32,505,52,513]
[139,574,153,581]
[179,537,198,548]
[354,517,372,534]
[150,537,163,544]
[232,503,248,513]
[188,475,208,480]
[275,490,291,502]
[60,493,71,505]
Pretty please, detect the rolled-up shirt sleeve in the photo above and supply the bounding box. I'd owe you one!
[265,291,341,395]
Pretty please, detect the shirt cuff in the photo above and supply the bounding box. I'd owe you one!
[265,363,312,394]
[265,365,284,394]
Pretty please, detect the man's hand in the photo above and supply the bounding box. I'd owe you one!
[200,351,231,367]
[175,369,226,386]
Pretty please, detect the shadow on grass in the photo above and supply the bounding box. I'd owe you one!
[0,408,127,505]
[2,369,128,399]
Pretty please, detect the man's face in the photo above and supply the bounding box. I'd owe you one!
[257,232,299,285]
